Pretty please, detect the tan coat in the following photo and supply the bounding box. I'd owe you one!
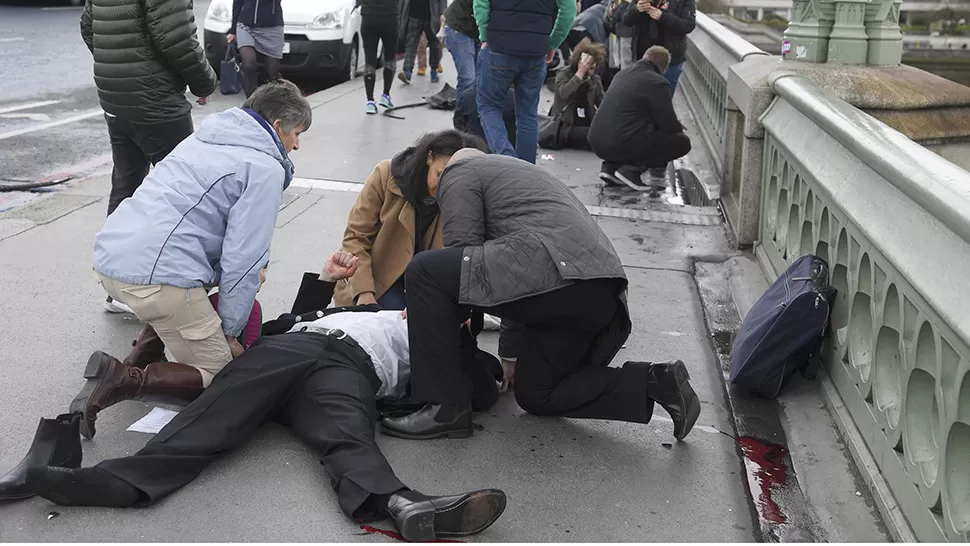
[334,160,443,306]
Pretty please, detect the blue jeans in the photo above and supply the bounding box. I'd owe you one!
[377,276,407,310]
[664,62,685,93]
[444,27,478,101]
[476,46,546,164]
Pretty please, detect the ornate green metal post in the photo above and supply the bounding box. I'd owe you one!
[782,0,836,62]
[865,0,903,65]
[827,0,870,64]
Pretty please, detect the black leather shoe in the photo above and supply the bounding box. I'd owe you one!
[0,413,81,501]
[26,466,140,507]
[386,488,507,541]
[645,360,701,441]
[379,403,473,440]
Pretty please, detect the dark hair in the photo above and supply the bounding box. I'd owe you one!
[405,130,489,198]
[242,79,312,132]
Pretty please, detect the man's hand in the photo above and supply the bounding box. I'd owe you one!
[546,48,556,63]
[227,33,236,43]
[196,96,211,105]
[401,308,407,320]
[320,250,359,282]
[227,336,245,359]
[481,41,488,49]
[499,358,516,393]
[645,5,662,19]
[636,0,650,12]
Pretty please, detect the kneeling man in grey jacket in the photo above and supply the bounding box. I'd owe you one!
[382,149,702,441]
[73,81,311,439]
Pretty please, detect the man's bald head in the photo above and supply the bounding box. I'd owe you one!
[448,147,486,166]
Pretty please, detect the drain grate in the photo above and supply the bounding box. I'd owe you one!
[585,204,722,226]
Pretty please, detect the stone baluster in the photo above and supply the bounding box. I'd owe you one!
[864,0,903,65]
[827,0,870,64]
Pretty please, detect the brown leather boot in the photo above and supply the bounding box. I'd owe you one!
[70,351,204,439]
[122,325,166,369]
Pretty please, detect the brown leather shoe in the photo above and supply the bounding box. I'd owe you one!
[69,351,204,439]
[122,325,166,369]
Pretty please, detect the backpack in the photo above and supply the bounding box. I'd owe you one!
[729,254,837,399]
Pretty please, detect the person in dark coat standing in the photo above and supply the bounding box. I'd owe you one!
[623,0,695,92]
[81,0,217,314]
[380,150,701,442]
[228,0,285,98]
[588,46,690,190]
[80,0,216,217]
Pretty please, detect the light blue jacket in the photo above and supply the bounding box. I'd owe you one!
[94,108,294,337]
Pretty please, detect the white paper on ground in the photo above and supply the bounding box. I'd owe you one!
[127,407,179,434]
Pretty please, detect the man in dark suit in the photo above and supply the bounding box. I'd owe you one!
[380,150,701,442]
[588,45,691,190]
[20,251,507,542]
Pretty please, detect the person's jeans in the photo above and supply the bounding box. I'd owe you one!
[476,46,546,164]
[444,26,478,100]
[376,276,407,310]
[403,18,440,74]
[664,62,685,93]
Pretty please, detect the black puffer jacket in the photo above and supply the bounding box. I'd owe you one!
[80,0,217,124]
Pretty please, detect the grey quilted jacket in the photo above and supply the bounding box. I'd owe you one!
[437,155,632,366]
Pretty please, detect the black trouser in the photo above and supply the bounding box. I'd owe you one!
[593,131,691,175]
[565,125,591,150]
[105,114,194,215]
[96,332,406,521]
[238,46,282,98]
[405,248,652,423]
[361,15,398,101]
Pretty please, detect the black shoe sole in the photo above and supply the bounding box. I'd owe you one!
[398,489,507,541]
[598,172,624,187]
[667,360,700,441]
[69,351,112,439]
[379,423,474,440]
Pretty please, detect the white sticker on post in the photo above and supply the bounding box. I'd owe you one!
[282,42,291,54]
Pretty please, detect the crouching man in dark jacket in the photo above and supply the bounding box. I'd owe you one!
[380,150,701,441]
[587,45,691,191]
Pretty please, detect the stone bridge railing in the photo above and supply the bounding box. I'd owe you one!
[682,12,970,543]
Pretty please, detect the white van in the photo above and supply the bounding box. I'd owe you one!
[203,0,365,82]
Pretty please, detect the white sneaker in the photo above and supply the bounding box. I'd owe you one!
[482,314,502,331]
[103,296,134,314]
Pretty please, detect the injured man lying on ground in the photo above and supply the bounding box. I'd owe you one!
[0,251,507,542]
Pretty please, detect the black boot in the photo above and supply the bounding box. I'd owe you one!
[26,466,140,507]
[386,488,507,541]
[379,404,473,440]
[644,360,701,441]
[0,413,82,501]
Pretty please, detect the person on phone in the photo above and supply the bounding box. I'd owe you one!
[77,81,311,439]
[336,130,488,309]
[473,0,577,164]
[587,46,690,190]
[623,0,695,92]
[227,0,285,98]
[80,0,217,314]
[541,39,606,150]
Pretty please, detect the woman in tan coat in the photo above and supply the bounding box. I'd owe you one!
[335,130,487,308]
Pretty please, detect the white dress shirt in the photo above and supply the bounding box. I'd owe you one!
[287,310,410,399]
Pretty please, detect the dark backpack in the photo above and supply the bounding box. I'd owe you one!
[729,254,836,399]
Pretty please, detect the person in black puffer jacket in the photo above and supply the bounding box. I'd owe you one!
[623,0,695,92]
[229,0,285,97]
[80,0,217,217]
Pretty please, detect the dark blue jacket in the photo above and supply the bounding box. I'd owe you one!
[231,0,284,33]
[487,0,558,57]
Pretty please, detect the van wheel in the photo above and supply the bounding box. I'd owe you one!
[342,37,359,83]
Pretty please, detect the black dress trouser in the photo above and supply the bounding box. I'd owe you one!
[593,130,692,173]
[96,332,406,521]
[405,248,653,424]
[104,114,194,216]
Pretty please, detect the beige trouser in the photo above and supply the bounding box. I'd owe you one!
[97,272,232,387]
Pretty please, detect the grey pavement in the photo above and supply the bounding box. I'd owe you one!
[0,14,887,541]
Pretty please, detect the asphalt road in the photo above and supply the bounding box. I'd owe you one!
[0,0,333,187]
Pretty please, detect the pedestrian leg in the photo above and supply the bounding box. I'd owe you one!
[417,32,428,75]
[444,27,476,99]
[475,47,517,157]
[104,115,149,216]
[400,17,422,81]
[238,45,259,97]
[510,54,547,164]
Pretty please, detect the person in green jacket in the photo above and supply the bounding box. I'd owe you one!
[473,0,576,164]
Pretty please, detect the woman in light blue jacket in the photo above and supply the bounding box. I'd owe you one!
[71,80,312,439]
